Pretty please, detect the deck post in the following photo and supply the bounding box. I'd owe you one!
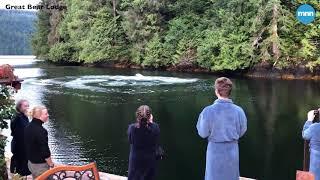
[303,140,310,171]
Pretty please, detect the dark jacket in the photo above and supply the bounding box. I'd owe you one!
[24,118,51,164]
[128,122,160,180]
[10,112,31,175]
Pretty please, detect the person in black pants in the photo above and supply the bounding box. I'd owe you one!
[10,99,31,177]
[25,106,54,178]
[128,105,160,180]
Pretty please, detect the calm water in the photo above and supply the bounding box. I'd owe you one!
[4,57,320,180]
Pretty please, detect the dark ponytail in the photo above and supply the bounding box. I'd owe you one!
[140,117,148,127]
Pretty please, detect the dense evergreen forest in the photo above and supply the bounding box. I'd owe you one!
[0,10,36,55]
[32,0,320,72]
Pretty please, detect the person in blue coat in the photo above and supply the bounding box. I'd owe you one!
[128,105,160,180]
[196,77,247,180]
[302,109,320,180]
[10,99,31,176]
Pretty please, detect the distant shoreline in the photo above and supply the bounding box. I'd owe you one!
[0,55,36,59]
[68,60,320,80]
[1,55,320,80]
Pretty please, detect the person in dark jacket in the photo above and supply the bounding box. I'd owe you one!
[24,106,54,178]
[10,99,31,176]
[128,105,160,180]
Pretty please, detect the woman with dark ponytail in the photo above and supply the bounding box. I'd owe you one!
[128,105,160,180]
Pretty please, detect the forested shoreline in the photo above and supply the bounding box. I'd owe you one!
[31,0,320,78]
[0,10,36,55]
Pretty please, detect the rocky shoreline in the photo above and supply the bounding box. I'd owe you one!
[246,62,320,80]
[71,61,320,80]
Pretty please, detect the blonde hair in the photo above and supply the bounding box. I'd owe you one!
[30,106,47,119]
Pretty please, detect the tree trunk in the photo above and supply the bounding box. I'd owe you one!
[112,0,116,17]
[272,3,280,63]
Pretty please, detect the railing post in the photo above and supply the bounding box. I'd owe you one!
[303,140,310,171]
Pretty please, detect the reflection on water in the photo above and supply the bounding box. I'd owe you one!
[14,68,43,79]
[4,57,320,180]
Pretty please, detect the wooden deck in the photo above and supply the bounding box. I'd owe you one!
[6,155,255,180]
[7,162,255,180]
[3,118,255,180]
[0,78,23,90]
[0,78,23,84]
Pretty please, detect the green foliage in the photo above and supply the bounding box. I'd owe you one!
[0,86,15,129]
[306,58,320,72]
[48,42,75,62]
[0,86,14,180]
[197,30,254,71]
[0,10,36,55]
[0,137,6,160]
[79,8,128,63]
[143,34,171,67]
[31,8,50,58]
[55,0,97,62]
[163,14,205,65]
[32,0,320,71]
[0,137,6,180]
[293,0,320,69]
[121,0,166,64]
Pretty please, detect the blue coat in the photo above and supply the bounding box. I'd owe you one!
[196,99,247,180]
[302,121,320,180]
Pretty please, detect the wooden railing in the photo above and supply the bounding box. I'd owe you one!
[304,140,310,171]
[296,140,315,180]
[296,170,315,180]
[35,162,100,180]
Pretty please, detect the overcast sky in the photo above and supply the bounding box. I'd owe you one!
[0,0,41,11]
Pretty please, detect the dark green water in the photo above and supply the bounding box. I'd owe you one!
[10,59,320,180]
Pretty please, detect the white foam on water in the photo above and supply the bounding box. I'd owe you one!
[63,77,107,92]
[21,73,199,94]
[103,81,128,86]
[60,74,198,92]
[28,79,54,86]
[100,73,198,83]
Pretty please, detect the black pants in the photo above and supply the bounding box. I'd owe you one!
[10,154,31,176]
[128,156,157,180]
[128,166,156,180]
